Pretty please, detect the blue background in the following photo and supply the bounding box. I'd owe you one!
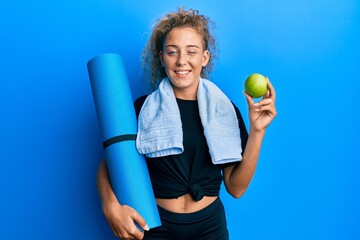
[1,0,359,239]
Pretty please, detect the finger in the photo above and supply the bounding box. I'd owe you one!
[126,222,145,240]
[130,210,149,232]
[263,77,271,99]
[267,80,276,101]
[255,105,277,116]
[255,98,273,107]
[126,209,147,239]
[109,223,121,238]
[243,91,254,106]
[263,89,270,99]
[134,230,145,240]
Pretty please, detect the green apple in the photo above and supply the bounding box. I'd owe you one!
[244,73,268,98]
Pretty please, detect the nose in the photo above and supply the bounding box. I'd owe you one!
[176,52,187,66]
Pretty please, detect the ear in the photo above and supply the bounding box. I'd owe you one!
[159,51,165,67]
[202,50,210,67]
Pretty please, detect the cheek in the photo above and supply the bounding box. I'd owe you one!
[192,58,205,69]
[162,56,173,67]
[162,60,172,74]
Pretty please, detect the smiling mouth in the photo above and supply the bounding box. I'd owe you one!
[175,70,191,75]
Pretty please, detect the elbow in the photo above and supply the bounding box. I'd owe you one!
[227,186,248,199]
[231,190,246,199]
[224,176,250,199]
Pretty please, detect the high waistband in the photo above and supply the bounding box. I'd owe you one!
[157,197,223,224]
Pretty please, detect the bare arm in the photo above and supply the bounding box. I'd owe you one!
[97,159,149,239]
[223,80,277,198]
[97,159,118,208]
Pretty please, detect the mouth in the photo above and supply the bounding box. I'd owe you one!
[174,70,191,75]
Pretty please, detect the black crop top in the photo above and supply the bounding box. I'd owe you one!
[134,95,248,201]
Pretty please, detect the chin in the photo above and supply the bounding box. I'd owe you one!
[174,79,194,88]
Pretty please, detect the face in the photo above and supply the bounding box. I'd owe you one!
[160,27,210,99]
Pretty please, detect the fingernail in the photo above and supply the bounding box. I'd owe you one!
[144,224,149,231]
[254,103,259,106]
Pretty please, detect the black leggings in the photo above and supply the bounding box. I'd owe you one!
[144,197,229,240]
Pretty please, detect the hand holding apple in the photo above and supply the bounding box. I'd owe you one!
[244,77,277,132]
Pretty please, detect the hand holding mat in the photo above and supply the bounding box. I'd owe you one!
[87,53,161,229]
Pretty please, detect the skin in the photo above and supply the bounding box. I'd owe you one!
[96,26,277,239]
[159,27,210,100]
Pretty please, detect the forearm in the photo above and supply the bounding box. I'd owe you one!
[226,128,265,198]
[96,159,148,238]
[96,159,118,208]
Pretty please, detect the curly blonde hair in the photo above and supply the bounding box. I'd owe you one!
[142,8,218,89]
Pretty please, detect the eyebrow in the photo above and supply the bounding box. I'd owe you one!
[165,44,200,49]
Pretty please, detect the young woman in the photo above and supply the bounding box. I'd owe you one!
[97,8,277,240]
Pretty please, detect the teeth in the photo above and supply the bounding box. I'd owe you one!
[175,70,190,75]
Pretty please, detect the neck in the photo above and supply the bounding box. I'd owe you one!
[172,82,199,100]
[174,90,197,100]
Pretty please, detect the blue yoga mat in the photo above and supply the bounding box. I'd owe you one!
[87,53,161,229]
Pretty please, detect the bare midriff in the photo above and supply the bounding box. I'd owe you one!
[156,194,218,213]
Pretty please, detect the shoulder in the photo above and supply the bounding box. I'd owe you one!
[134,95,149,117]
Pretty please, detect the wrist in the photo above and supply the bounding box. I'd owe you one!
[102,197,120,216]
[249,126,266,136]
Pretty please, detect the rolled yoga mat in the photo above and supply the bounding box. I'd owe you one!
[87,53,161,229]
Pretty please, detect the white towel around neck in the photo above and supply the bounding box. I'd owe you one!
[136,77,242,164]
